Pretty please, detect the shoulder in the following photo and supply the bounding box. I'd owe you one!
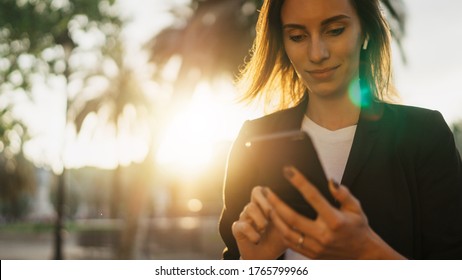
[381,103,456,158]
[383,103,444,123]
[238,99,308,140]
[382,103,450,134]
[240,109,294,137]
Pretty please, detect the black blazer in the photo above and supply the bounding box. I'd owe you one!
[219,96,462,259]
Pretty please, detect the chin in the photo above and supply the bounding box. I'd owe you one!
[307,85,341,98]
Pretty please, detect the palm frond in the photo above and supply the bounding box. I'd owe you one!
[146,0,256,85]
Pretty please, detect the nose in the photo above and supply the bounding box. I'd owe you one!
[309,36,329,64]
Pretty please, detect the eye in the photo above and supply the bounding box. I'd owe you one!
[327,27,345,36]
[289,34,306,42]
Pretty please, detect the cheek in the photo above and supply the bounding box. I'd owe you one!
[333,39,361,75]
[283,44,305,73]
[344,37,362,67]
[347,47,362,74]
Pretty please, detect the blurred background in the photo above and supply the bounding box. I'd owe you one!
[0,0,461,260]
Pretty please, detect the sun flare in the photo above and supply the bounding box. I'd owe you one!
[155,79,260,174]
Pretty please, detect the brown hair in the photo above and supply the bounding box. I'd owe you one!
[237,0,394,111]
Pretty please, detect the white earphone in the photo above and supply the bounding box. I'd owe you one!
[362,34,370,50]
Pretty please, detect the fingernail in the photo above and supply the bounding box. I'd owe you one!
[331,179,340,189]
[283,166,295,179]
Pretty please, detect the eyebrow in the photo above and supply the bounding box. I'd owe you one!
[283,15,351,30]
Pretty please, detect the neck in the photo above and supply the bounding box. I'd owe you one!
[306,82,361,131]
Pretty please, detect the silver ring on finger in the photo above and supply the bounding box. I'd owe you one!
[297,232,304,249]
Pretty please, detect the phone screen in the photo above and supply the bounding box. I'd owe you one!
[245,130,337,219]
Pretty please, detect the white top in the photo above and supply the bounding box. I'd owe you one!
[284,115,357,260]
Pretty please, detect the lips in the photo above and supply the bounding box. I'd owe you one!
[306,65,340,80]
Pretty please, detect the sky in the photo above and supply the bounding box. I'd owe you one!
[391,0,462,124]
[18,0,462,171]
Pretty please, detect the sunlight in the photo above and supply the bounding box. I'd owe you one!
[187,198,203,213]
[155,78,260,175]
[63,104,150,170]
[155,108,215,171]
[155,83,219,173]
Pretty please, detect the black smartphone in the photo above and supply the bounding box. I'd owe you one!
[244,130,338,219]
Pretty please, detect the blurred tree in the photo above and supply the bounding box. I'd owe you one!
[145,0,259,103]
[0,0,122,92]
[69,38,158,259]
[70,39,150,215]
[145,0,406,102]
[0,0,123,259]
[0,106,35,221]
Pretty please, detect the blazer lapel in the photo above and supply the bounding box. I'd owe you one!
[273,94,309,131]
[341,102,383,189]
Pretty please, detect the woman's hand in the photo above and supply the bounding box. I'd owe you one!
[232,186,287,259]
[267,166,406,260]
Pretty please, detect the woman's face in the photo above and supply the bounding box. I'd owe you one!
[281,0,363,98]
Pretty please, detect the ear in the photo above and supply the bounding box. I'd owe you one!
[362,34,370,50]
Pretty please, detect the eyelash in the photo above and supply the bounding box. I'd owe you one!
[327,27,345,36]
[288,27,345,42]
[289,34,306,42]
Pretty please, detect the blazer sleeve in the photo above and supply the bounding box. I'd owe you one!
[219,121,258,259]
[416,111,462,259]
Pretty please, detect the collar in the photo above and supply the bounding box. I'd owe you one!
[273,93,383,133]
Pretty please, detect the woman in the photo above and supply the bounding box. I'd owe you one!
[219,0,462,259]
